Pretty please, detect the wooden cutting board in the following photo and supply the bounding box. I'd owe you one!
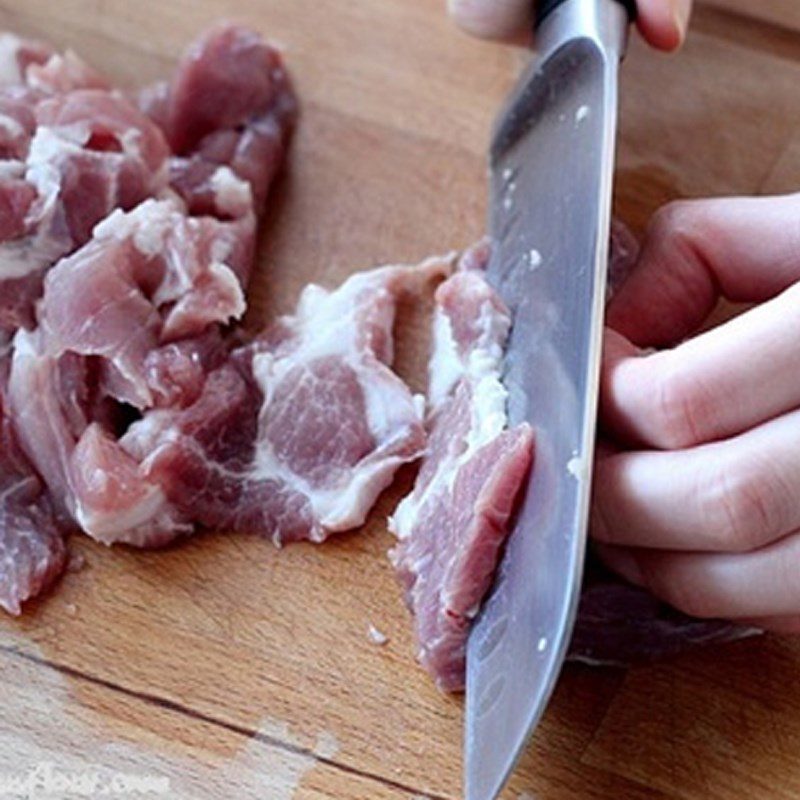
[2,2,800,798]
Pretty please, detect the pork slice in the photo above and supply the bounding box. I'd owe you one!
[140,23,297,219]
[31,90,170,244]
[7,197,253,537]
[0,381,66,615]
[38,198,251,408]
[390,242,534,692]
[0,88,172,329]
[122,256,453,546]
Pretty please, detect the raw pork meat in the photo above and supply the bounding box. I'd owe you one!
[390,242,534,692]
[0,383,65,615]
[118,256,452,546]
[8,198,255,542]
[139,23,297,218]
[0,34,171,329]
[1,24,296,608]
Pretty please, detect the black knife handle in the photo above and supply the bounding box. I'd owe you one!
[535,0,637,29]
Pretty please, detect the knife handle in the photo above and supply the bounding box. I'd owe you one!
[535,0,637,29]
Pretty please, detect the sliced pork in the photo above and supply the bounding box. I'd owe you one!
[7,198,253,532]
[0,47,171,329]
[0,386,65,615]
[116,256,452,546]
[139,23,297,218]
[390,242,534,692]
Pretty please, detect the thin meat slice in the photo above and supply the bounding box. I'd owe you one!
[140,23,297,218]
[116,256,453,546]
[0,389,66,615]
[390,242,534,692]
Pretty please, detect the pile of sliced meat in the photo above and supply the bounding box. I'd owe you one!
[0,25,468,621]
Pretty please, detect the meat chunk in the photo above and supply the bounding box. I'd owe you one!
[0,33,54,87]
[139,23,297,217]
[7,198,253,531]
[0,388,66,615]
[121,256,452,546]
[0,24,297,610]
[390,242,533,692]
[0,34,175,331]
[0,86,171,329]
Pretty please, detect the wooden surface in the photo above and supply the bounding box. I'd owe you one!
[1,1,800,798]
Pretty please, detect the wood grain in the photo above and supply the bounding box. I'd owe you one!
[1,1,799,798]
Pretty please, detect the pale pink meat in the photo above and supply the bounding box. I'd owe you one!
[38,199,251,407]
[8,199,254,536]
[0,23,299,605]
[121,257,451,546]
[390,243,534,692]
[140,24,297,216]
[0,90,171,329]
[0,386,66,615]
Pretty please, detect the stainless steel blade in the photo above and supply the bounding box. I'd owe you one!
[465,2,628,798]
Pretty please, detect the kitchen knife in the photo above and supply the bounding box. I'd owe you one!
[464,1,632,798]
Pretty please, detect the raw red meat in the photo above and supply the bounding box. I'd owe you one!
[8,198,254,537]
[0,40,172,330]
[1,24,297,601]
[390,243,534,692]
[0,375,65,615]
[114,256,451,546]
[139,23,297,217]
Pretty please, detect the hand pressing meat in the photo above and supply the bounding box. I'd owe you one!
[591,194,800,635]
[447,0,693,51]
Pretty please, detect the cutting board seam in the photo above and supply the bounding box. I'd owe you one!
[0,642,456,800]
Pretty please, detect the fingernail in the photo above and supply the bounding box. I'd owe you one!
[594,544,645,586]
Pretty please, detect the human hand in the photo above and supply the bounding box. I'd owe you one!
[448,0,693,51]
[593,193,800,633]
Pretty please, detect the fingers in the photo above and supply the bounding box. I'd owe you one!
[607,194,800,348]
[595,534,800,620]
[448,0,692,50]
[447,0,532,43]
[602,285,800,449]
[635,0,693,52]
[591,408,800,552]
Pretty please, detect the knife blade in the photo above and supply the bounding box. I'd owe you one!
[464,2,631,798]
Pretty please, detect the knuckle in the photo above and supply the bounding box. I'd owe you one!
[702,463,787,553]
[649,200,699,245]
